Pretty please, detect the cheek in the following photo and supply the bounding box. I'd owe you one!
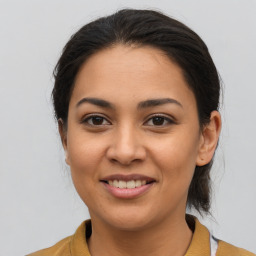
[66,135,103,204]
[65,131,108,201]
[67,131,105,172]
[151,132,199,185]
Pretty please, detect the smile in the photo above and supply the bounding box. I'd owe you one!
[107,180,147,189]
[100,174,155,199]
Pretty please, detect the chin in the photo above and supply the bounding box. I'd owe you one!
[93,207,159,232]
[110,217,153,231]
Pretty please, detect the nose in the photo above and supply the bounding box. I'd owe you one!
[106,125,146,165]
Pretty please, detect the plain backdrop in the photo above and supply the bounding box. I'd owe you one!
[0,1,256,255]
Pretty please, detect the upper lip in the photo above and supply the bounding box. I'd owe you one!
[100,174,156,182]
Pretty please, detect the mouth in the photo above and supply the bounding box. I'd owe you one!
[100,174,155,188]
[101,179,154,188]
[100,174,156,198]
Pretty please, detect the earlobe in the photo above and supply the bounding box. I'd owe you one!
[196,111,221,166]
[58,119,70,165]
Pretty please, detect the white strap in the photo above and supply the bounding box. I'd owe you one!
[210,234,219,256]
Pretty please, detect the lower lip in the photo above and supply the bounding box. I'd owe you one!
[102,182,154,199]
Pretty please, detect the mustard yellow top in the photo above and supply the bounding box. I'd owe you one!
[27,217,255,256]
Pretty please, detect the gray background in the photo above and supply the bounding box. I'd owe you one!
[0,0,255,255]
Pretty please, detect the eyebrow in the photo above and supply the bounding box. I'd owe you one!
[137,98,183,109]
[76,97,183,109]
[76,97,115,109]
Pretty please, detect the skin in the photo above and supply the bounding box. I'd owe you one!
[60,45,221,256]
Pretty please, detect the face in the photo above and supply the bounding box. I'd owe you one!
[62,45,210,231]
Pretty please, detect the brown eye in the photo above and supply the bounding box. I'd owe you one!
[152,116,165,126]
[83,115,111,126]
[144,115,175,126]
[92,116,104,125]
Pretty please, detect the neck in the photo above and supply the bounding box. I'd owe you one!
[88,214,193,256]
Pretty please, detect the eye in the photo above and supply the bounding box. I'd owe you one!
[82,115,111,126]
[144,115,175,126]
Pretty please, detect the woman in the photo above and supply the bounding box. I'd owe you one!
[28,9,255,256]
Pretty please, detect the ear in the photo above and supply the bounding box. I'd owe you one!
[58,119,70,165]
[196,111,221,166]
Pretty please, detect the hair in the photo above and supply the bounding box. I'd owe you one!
[52,8,220,215]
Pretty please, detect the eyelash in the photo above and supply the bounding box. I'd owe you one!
[145,115,175,126]
[82,115,111,126]
[81,114,176,127]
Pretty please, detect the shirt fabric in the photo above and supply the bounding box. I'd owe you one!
[210,234,218,256]
[27,216,255,256]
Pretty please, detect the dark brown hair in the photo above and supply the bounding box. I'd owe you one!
[52,9,220,214]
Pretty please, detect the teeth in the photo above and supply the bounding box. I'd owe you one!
[109,179,147,189]
[113,180,119,187]
[135,180,141,187]
[127,180,135,189]
[119,180,126,189]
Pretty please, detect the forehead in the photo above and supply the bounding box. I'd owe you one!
[71,44,196,108]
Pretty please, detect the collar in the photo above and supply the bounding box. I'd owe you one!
[70,216,211,256]
[185,217,211,255]
[70,220,91,256]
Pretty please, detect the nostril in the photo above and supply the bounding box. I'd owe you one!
[106,141,147,165]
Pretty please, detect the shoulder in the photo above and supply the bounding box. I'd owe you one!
[217,240,256,256]
[185,215,255,256]
[26,236,72,256]
[26,220,91,256]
